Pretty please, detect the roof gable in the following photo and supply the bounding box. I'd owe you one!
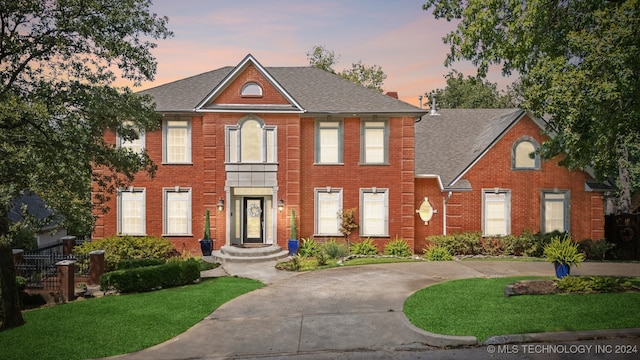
[195,54,304,113]
[415,109,527,189]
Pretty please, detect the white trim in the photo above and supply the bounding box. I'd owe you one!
[194,54,305,112]
[414,174,445,191]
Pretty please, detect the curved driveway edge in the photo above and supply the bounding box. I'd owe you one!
[105,260,640,360]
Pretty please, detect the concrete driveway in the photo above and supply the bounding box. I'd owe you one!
[105,260,640,360]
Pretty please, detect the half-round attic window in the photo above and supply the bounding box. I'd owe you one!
[241,82,262,97]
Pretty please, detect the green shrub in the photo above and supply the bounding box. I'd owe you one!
[481,236,508,256]
[543,234,585,266]
[452,232,482,255]
[556,276,640,293]
[322,239,349,259]
[426,234,456,254]
[316,250,329,266]
[298,238,320,258]
[384,237,412,257]
[75,235,179,271]
[289,255,302,271]
[424,246,453,261]
[579,239,615,260]
[100,258,200,293]
[350,238,379,255]
[116,258,166,270]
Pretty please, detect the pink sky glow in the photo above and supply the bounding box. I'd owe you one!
[122,0,515,108]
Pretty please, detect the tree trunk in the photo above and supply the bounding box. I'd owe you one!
[0,211,24,330]
[617,146,632,214]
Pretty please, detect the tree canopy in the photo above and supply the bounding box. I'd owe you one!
[0,0,172,329]
[307,45,387,92]
[427,70,516,109]
[423,0,640,212]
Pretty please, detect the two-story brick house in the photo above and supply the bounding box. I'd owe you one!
[92,54,607,255]
[93,54,424,254]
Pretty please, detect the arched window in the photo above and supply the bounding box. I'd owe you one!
[226,116,277,163]
[241,82,262,97]
[512,137,541,170]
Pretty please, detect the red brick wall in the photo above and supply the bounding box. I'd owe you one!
[413,115,605,252]
[299,115,415,251]
[213,64,290,105]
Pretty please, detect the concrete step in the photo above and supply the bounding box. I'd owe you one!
[210,245,291,264]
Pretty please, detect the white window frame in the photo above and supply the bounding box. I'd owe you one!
[240,82,263,97]
[314,187,343,236]
[163,187,192,236]
[315,119,343,164]
[225,117,277,163]
[512,137,541,170]
[541,190,570,233]
[117,188,146,235]
[163,119,192,164]
[361,119,389,164]
[360,188,389,236]
[116,122,145,154]
[482,189,511,236]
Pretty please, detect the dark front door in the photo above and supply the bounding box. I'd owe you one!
[243,197,264,243]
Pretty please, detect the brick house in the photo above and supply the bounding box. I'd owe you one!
[413,108,607,252]
[92,54,606,255]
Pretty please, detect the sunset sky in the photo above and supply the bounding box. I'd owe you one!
[132,0,514,107]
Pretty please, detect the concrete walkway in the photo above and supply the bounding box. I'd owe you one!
[105,260,640,360]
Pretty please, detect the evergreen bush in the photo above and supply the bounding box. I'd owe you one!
[350,238,379,255]
[100,258,200,293]
[75,235,179,271]
[384,237,412,257]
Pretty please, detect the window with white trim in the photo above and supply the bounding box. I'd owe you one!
[315,120,342,164]
[226,117,277,163]
[512,137,540,170]
[241,82,262,97]
[541,190,570,233]
[361,120,388,164]
[360,188,388,236]
[482,189,511,236]
[314,188,342,235]
[117,121,145,154]
[118,188,146,235]
[163,119,191,163]
[163,188,192,235]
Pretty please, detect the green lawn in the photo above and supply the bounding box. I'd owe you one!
[404,276,640,341]
[0,277,263,360]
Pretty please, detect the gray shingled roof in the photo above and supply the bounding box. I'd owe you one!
[139,65,423,115]
[415,109,526,189]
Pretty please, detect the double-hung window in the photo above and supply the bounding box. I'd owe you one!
[315,120,342,164]
[163,119,191,163]
[482,189,511,236]
[361,120,388,164]
[163,187,192,235]
[117,121,145,154]
[118,188,146,235]
[541,190,570,233]
[314,187,342,235]
[360,188,388,236]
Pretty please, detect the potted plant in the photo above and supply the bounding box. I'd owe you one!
[287,209,299,256]
[543,234,585,278]
[199,209,213,256]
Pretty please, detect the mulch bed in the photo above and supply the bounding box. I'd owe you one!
[504,280,558,297]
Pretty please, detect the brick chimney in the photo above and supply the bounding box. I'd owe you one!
[385,91,398,99]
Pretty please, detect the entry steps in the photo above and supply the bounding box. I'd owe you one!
[208,244,290,264]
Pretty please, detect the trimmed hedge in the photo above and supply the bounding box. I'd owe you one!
[74,235,178,272]
[100,259,200,293]
[116,258,166,270]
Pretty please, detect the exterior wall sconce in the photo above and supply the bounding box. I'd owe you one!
[217,198,225,212]
[278,198,285,212]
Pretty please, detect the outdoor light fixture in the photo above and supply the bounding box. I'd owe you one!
[217,198,225,212]
[278,198,285,212]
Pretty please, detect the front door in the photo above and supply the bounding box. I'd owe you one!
[243,197,264,243]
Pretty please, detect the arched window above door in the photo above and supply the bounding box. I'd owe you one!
[226,116,277,163]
